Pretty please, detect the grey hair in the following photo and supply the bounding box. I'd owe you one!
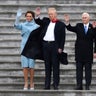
[82,12,90,18]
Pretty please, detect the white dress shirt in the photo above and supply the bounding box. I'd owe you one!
[84,23,89,31]
[43,22,55,41]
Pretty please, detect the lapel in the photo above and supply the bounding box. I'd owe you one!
[54,21,59,35]
[79,23,85,35]
[87,23,92,32]
[83,23,92,35]
[44,20,50,33]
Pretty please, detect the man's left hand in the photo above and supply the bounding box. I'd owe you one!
[93,53,96,58]
[58,48,62,54]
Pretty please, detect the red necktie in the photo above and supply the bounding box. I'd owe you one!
[51,19,58,23]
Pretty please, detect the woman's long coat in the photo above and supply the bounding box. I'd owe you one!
[21,27,43,60]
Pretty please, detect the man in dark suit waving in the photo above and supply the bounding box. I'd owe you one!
[35,7,66,90]
[64,13,96,90]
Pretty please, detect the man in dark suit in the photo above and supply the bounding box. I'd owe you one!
[35,7,66,90]
[64,13,96,90]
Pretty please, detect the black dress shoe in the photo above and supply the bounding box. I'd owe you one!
[85,86,90,90]
[75,86,83,90]
[44,87,50,90]
[54,86,58,90]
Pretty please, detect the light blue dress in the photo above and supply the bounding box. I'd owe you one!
[14,17,39,68]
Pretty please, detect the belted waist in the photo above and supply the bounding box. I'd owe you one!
[43,40,55,43]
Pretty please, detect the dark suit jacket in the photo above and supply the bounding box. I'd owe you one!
[66,23,96,63]
[36,17,66,50]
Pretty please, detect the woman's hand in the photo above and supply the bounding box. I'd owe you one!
[16,9,23,17]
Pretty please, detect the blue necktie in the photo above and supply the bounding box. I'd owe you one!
[84,26,88,34]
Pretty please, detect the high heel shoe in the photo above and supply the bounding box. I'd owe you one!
[30,83,34,90]
[23,87,28,90]
[30,87,34,90]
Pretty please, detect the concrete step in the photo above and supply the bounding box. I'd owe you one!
[0,32,76,41]
[0,39,76,48]
[0,9,96,20]
[1,65,96,76]
[0,55,20,62]
[0,46,75,55]
[0,62,21,68]
[0,0,96,96]
[0,18,95,25]
[0,4,96,14]
[0,48,20,54]
[0,46,75,54]
[0,62,75,69]
[0,11,96,19]
[0,80,96,90]
[0,55,75,62]
[0,54,95,64]
[0,27,76,35]
[0,74,96,84]
[0,89,96,96]
[0,81,96,90]
[0,53,95,65]
[0,0,94,4]
[0,60,95,67]
[0,41,20,48]
[0,34,21,41]
[0,43,74,50]
[0,33,76,41]
[0,58,75,63]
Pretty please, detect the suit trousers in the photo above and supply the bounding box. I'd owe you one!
[76,61,92,87]
[43,41,60,88]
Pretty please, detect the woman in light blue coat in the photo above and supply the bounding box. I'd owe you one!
[14,9,39,90]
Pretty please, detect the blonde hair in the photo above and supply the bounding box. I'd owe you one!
[48,7,57,13]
